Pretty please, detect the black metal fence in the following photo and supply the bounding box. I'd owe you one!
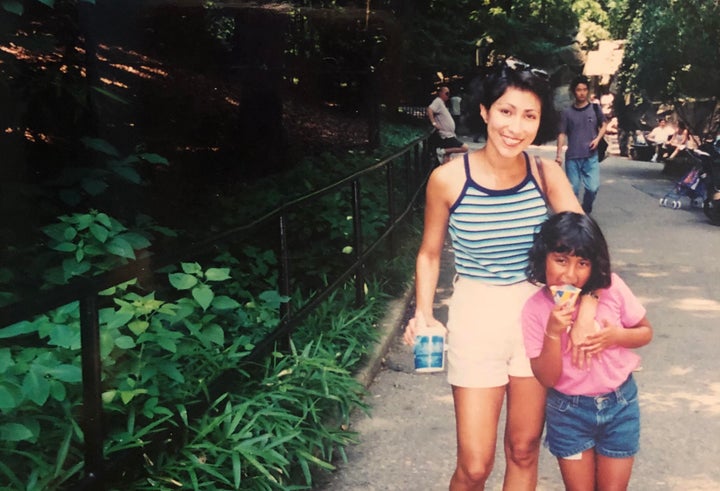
[0,133,434,490]
[397,106,428,120]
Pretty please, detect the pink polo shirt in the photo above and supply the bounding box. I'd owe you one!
[522,273,646,396]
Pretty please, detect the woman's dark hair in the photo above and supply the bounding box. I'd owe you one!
[526,212,612,293]
[474,60,557,144]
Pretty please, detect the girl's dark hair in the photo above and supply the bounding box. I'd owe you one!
[474,60,557,144]
[526,212,612,293]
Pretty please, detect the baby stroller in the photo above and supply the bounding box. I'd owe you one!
[659,151,706,209]
[659,139,720,222]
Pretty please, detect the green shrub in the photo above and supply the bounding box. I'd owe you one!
[0,126,425,490]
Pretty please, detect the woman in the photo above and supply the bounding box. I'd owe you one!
[404,60,598,490]
[666,121,689,160]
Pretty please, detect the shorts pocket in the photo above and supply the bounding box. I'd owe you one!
[546,390,571,413]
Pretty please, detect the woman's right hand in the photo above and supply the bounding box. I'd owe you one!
[403,311,444,346]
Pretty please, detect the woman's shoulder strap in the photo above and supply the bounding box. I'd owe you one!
[463,152,472,180]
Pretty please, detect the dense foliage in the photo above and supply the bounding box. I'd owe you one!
[616,0,720,102]
[0,252,398,490]
[0,133,424,488]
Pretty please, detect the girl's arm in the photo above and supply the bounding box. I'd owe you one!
[403,168,451,345]
[583,315,653,356]
[530,302,574,388]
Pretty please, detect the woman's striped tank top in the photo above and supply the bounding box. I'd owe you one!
[448,152,549,285]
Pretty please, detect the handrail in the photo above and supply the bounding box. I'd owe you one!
[1,132,434,490]
[0,133,430,329]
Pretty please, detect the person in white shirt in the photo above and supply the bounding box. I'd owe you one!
[646,118,675,162]
[427,86,468,163]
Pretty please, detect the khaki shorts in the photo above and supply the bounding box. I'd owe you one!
[447,276,540,388]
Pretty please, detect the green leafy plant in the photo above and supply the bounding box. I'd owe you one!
[136,339,367,491]
[0,127,425,490]
[0,254,289,489]
[0,302,86,490]
[55,137,170,207]
[40,210,174,286]
[0,267,17,307]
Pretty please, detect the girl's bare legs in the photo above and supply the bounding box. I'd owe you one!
[596,454,634,491]
[558,449,633,491]
[450,386,505,490]
[558,449,596,491]
[503,376,546,491]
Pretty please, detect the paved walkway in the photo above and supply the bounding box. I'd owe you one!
[317,142,720,491]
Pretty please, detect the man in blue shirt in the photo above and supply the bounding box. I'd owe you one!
[555,76,607,213]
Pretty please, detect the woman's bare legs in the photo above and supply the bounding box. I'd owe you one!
[449,377,545,491]
[503,376,546,490]
[450,386,505,490]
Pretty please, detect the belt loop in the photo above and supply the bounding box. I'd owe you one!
[614,386,624,404]
[615,374,631,404]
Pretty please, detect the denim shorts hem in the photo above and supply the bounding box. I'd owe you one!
[547,441,595,459]
[596,445,639,459]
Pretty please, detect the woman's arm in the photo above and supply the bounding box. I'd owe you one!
[403,168,451,345]
[582,315,653,356]
[537,157,583,213]
[539,159,598,366]
[567,293,601,368]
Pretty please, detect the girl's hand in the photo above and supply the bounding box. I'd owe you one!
[546,302,574,338]
[403,311,444,346]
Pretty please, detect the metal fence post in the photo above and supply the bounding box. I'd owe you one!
[386,161,397,257]
[351,180,365,307]
[79,296,104,490]
[278,213,291,351]
[278,213,291,320]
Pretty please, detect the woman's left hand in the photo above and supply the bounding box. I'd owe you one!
[567,320,596,369]
[581,320,620,356]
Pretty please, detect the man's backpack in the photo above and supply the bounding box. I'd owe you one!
[592,103,608,161]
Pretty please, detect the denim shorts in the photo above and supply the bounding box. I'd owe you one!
[544,375,640,459]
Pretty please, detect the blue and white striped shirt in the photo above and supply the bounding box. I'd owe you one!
[448,153,548,285]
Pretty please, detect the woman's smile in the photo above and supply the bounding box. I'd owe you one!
[481,87,542,157]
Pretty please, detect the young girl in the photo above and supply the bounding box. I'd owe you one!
[522,212,653,491]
